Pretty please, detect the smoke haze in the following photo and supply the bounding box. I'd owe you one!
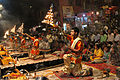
[0,10,20,37]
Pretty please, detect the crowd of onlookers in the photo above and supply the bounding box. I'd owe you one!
[47,26,120,66]
[37,27,120,66]
[80,28,120,66]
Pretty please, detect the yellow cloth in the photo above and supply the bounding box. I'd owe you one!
[1,56,15,65]
[0,47,7,52]
[0,51,6,55]
[90,48,104,61]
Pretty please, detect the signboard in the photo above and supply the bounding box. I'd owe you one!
[62,6,74,18]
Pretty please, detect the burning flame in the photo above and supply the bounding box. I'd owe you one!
[10,25,16,33]
[4,30,9,38]
[17,23,24,33]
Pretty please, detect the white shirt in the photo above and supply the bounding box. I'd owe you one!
[94,34,100,42]
[91,34,95,41]
[107,33,114,42]
[114,34,120,42]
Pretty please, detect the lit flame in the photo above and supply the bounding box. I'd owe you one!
[10,25,16,33]
[41,4,54,27]
[4,30,9,38]
[17,23,24,33]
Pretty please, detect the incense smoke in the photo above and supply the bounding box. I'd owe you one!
[0,10,20,37]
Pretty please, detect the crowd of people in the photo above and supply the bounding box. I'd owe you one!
[45,26,120,66]
[27,26,120,67]
[80,28,120,66]
[1,24,120,66]
[1,24,120,77]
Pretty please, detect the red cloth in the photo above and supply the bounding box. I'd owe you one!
[54,71,93,80]
[31,49,39,55]
[31,37,39,48]
[34,40,39,48]
[70,56,82,64]
[83,62,119,74]
[67,35,83,51]
[38,37,42,40]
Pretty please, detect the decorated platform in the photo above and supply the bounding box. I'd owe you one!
[1,54,63,77]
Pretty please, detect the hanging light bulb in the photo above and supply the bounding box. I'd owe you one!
[92,11,94,14]
[0,4,3,10]
[42,28,46,31]
[96,11,99,15]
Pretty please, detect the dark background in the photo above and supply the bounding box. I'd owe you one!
[0,0,59,37]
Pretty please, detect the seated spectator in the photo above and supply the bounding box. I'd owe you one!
[100,31,107,43]
[114,29,120,42]
[107,29,114,44]
[94,32,100,43]
[90,33,95,43]
[102,46,110,62]
[109,45,120,66]
[82,44,92,61]
[90,43,104,63]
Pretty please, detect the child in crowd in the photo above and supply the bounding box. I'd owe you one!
[82,44,92,61]
[90,43,104,63]
[102,46,110,63]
